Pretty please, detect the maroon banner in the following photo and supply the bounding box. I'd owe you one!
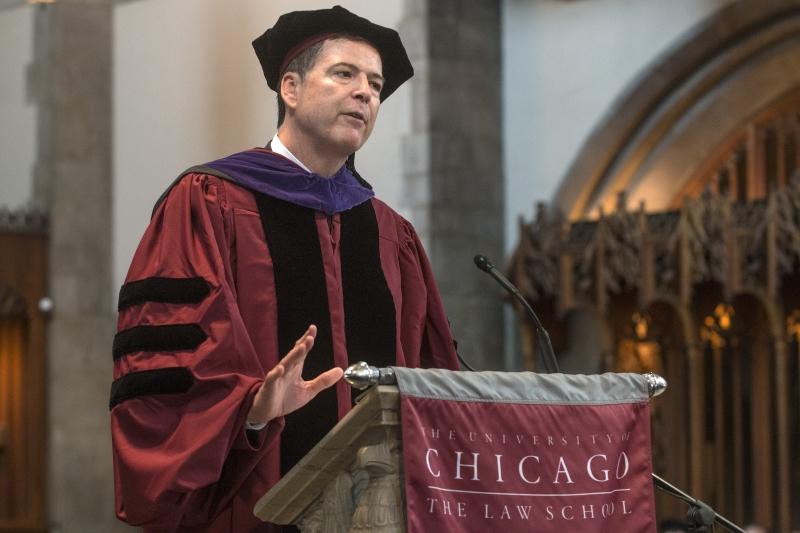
[400,396,657,532]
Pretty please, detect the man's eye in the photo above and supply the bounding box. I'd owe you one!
[335,70,352,78]
[370,82,383,92]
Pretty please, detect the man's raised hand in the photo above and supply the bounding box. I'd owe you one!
[246,324,343,426]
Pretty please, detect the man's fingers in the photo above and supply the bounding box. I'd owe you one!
[305,367,344,395]
[282,334,315,366]
[294,324,317,345]
[264,363,285,385]
[282,325,317,367]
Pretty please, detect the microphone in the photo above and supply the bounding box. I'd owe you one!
[473,254,560,373]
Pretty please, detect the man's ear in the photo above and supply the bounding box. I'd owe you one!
[280,72,301,110]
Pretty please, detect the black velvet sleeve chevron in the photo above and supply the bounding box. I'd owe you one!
[118,277,211,311]
[112,324,208,361]
[109,367,193,410]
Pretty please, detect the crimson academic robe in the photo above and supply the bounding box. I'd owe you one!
[110,155,459,532]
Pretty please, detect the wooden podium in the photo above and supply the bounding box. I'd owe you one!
[254,385,405,532]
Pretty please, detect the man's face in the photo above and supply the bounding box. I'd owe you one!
[283,38,384,158]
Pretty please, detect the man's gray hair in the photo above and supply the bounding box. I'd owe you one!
[276,40,327,127]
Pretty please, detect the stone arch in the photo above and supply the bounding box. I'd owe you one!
[554,0,800,219]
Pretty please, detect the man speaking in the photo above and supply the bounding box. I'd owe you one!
[110,5,459,532]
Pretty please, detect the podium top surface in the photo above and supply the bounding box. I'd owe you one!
[253,385,400,524]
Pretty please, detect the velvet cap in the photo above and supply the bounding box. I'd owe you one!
[252,5,413,101]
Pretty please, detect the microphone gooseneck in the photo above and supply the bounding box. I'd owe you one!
[456,351,477,372]
[473,254,560,373]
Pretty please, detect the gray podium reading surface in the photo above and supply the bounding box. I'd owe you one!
[254,385,404,532]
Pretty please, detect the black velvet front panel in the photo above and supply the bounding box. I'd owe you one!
[254,193,336,476]
[340,200,397,399]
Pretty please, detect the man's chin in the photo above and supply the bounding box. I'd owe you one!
[333,136,367,158]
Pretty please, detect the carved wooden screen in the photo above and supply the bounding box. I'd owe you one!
[0,307,28,523]
[509,93,800,530]
[0,213,47,532]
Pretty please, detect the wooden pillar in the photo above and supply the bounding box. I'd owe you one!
[773,336,791,532]
[747,124,766,199]
[766,193,778,297]
[679,211,692,306]
[776,118,787,188]
[687,342,705,497]
[712,345,726,511]
[639,210,655,307]
[732,346,745,525]
[794,115,800,171]
[727,203,741,297]
[750,336,773,527]
[726,153,740,201]
[595,217,608,312]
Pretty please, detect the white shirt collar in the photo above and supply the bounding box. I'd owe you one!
[270,133,311,173]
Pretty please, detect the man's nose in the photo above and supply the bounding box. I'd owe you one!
[352,74,372,103]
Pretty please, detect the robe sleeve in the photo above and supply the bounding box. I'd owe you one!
[110,173,281,529]
[397,219,460,370]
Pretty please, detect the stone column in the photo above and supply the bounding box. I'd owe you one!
[31,1,127,531]
[400,0,505,370]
